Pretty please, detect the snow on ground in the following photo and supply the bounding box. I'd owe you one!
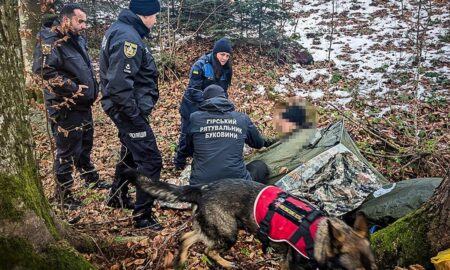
[278,0,449,115]
[255,85,266,95]
[289,66,329,83]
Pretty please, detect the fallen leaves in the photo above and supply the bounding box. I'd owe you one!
[29,1,449,268]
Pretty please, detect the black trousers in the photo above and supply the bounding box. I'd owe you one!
[246,160,270,185]
[50,109,97,188]
[110,113,162,215]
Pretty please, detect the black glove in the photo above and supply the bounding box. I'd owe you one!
[263,137,279,147]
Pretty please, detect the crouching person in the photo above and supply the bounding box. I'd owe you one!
[185,85,272,185]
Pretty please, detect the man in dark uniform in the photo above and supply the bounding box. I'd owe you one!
[32,3,109,209]
[99,0,162,229]
[174,38,233,170]
[185,85,273,185]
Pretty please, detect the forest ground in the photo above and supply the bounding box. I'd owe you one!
[29,0,449,269]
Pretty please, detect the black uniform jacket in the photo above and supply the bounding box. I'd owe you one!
[100,9,159,119]
[186,97,265,184]
[32,20,98,114]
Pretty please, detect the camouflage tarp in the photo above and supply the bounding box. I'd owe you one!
[249,120,388,217]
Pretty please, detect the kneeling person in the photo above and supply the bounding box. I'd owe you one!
[186,85,270,185]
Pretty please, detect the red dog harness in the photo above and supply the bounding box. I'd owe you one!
[254,186,324,259]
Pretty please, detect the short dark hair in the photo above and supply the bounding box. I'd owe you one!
[59,3,85,20]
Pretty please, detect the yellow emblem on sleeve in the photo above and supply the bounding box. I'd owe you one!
[41,44,52,55]
[124,41,137,58]
[192,70,199,75]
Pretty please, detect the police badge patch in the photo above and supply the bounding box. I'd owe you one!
[124,41,137,58]
[41,44,52,55]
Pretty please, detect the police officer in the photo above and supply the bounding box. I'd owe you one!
[185,85,273,185]
[32,3,109,209]
[100,0,162,229]
[173,38,233,170]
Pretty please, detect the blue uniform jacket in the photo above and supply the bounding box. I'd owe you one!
[186,97,265,184]
[100,9,159,119]
[32,20,98,114]
[179,53,231,119]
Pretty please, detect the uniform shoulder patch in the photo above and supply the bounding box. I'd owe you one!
[192,70,199,75]
[41,44,52,55]
[124,41,138,58]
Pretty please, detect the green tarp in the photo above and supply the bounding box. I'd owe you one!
[344,177,443,226]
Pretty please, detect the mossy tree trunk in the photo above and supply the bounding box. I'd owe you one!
[372,172,450,269]
[0,1,95,269]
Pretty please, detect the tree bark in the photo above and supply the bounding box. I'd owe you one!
[372,171,450,269]
[0,1,95,269]
[19,0,41,78]
[426,171,450,255]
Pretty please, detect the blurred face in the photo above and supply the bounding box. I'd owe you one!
[139,13,158,29]
[64,9,87,35]
[273,108,298,134]
[216,52,231,66]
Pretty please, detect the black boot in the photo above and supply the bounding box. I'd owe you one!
[106,177,134,209]
[82,171,112,189]
[55,186,82,210]
[55,175,82,209]
[133,211,163,231]
[106,190,135,209]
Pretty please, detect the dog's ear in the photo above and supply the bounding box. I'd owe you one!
[315,219,346,265]
[353,212,369,239]
[328,219,346,248]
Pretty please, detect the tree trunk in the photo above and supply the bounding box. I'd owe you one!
[372,171,450,269]
[19,0,41,76]
[0,1,95,269]
[426,171,450,254]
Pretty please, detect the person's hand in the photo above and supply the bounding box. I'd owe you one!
[75,84,88,95]
[263,137,279,147]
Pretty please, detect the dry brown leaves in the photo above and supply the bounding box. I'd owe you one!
[30,19,449,267]
[30,37,291,269]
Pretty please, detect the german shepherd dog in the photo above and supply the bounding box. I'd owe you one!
[130,175,377,270]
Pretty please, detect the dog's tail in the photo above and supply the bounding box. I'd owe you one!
[124,169,202,204]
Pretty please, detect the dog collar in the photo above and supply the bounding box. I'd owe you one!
[254,186,324,259]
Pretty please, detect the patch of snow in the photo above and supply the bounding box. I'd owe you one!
[280,76,290,84]
[290,66,329,84]
[309,90,325,100]
[285,0,449,101]
[293,89,324,100]
[294,89,309,98]
[336,97,353,105]
[273,84,288,94]
[255,85,265,95]
[334,90,351,97]
[416,84,426,100]
[377,107,391,117]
